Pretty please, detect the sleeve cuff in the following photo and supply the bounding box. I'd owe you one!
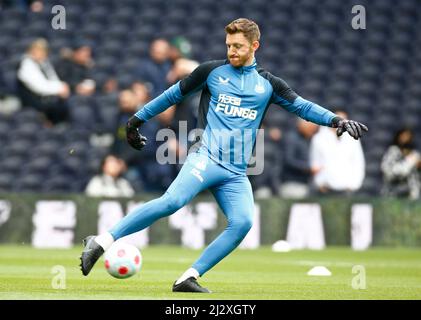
[331,116,343,128]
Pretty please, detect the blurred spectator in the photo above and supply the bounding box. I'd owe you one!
[85,154,135,198]
[250,110,283,198]
[29,0,43,12]
[139,106,182,192]
[167,57,199,86]
[167,57,200,138]
[113,87,180,192]
[165,37,200,144]
[310,110,365,195]
[131,81,151,107]
[102,78,119,94]
[381,128,421,200]
[168,36,193,63]
[0,0,13,9]
[0,0,42,11]
[0,69,21,115]
[112,84,182,192]
[113,88,146,165]
[280,119,319,199]
[137,38,171,98]
[56,41,96,96]
[17,38,70,124]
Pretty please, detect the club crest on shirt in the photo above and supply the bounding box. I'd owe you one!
[254,83,265,93]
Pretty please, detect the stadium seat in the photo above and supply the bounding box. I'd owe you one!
[13,174,44,192]
[0,156,24,176]
[42,175,73,193]
[22,156,53,176]
[69,104,98,130]
[3,139,32,158]
[0,173,14,191]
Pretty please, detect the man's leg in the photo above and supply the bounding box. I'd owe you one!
[80,152,225,276]
[191,174,254,278]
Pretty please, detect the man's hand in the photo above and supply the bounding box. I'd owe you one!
[332,117,368,140]
[58,82,70,99]
[310,166,322,176]
[126,116,147,150]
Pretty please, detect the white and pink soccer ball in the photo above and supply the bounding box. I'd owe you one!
[104,242,142,279]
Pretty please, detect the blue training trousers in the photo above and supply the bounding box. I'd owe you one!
[109,151,254,276]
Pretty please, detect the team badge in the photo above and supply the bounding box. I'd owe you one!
[254,83,265,93]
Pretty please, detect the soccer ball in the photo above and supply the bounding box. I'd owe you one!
[104,242,142,279]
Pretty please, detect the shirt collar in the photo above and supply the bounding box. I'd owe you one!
[230,58,257,73]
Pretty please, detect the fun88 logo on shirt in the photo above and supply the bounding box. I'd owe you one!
[215,94,257,120]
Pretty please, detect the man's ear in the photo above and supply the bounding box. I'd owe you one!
[252,40,260,52]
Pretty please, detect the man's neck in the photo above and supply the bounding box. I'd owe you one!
[243,55,255,66]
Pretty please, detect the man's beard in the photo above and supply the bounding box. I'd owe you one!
[228,52,251,67]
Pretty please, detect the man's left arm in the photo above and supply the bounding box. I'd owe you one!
[268,74,368,139]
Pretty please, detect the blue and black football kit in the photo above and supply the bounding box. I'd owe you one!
[110,59,337,276]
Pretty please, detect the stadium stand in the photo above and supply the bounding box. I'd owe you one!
[0,0,420,195]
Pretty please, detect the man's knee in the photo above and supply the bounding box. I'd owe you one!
[230,214,253,238]
[160,192,187,212]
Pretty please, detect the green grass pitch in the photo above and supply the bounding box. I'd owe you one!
[1,245,421,300]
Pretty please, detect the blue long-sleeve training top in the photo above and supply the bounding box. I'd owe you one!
[135,59,336,175]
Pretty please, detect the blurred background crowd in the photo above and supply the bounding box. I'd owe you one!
[0,0,420,199]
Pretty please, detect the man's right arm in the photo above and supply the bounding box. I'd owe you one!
[126,60,225,150]
[17,57,64,96]
[133,60,225,123]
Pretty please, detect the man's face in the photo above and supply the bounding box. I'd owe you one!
[118,90,137,113]
[73,46,92,66]
[226,33,258,67]
[131,82,150,105]
[150,39,170,63]
[103,156,122,178]
[30,46,48,62]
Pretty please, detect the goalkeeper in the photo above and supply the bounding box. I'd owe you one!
[80,18,367,293]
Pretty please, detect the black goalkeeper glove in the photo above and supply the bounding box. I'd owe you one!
[332,116,368,140]
[126,116,147,150]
